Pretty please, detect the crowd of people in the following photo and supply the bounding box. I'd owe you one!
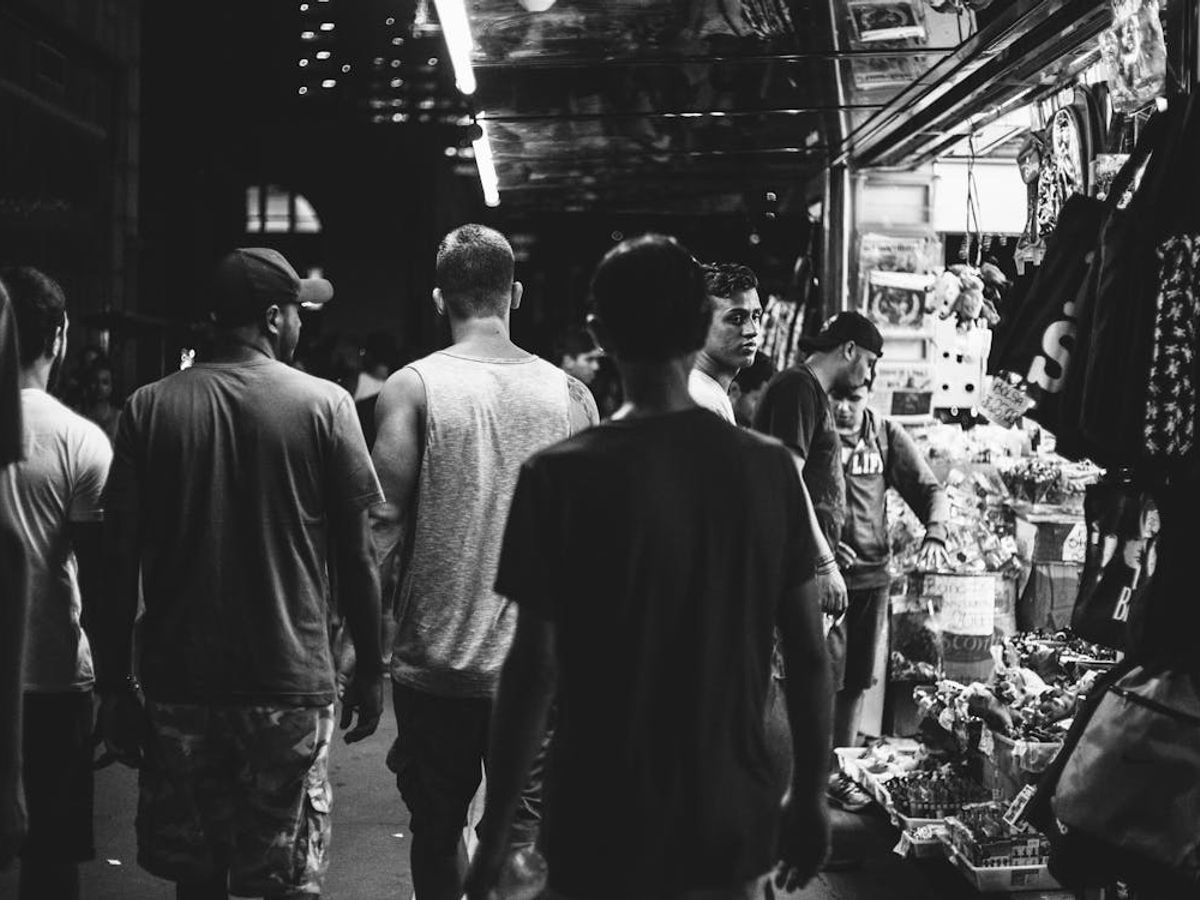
[0,223,952,900]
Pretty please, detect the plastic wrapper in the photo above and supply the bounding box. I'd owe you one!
[1100,0,1167,114]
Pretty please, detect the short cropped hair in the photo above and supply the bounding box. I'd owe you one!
[1,267,66,368]
[435,224,515,318]
[554,328,595,360]
[702,263,758,300]
[590,234,709,363]
[733,352,776,394]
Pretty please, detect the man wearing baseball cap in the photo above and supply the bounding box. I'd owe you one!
[97,248,385,899]
[753,310,882,819]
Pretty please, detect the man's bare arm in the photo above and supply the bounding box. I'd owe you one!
[566,374,599,435]
[370,368,425,614]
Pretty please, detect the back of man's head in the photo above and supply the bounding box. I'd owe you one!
[1,267,66,368]
[590,234,708,363]
[702,262,758,300]
[435,224,515,319]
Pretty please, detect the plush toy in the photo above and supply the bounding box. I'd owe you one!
[930,263,1008,330]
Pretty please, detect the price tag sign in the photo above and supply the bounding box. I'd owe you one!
[1062,522,1087,564]
[981,378,1034,429]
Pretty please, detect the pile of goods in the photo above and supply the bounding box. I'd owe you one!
[945,802,1051,868]
[889,767,993,820]
[889,471,1022,578]
[995,457,1097,510]
[855,740,924,782]
[914,630,1107,744]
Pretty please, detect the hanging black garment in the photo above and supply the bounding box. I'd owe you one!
[1080,94,1200,468]
[991,116,1165,454]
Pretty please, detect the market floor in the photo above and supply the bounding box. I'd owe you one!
[0,684,984,900]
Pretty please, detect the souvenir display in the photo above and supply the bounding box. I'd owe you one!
[1100,0,1168,113]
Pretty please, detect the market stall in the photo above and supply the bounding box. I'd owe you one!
[822,0,1200,894]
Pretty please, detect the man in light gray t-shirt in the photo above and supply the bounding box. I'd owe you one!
[372,225,597,900]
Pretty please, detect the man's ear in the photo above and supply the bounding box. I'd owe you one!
[842,340,858,361]
[265,309,283,340]
[586,314,610,353]
[510,281,524,311]
[51,316,69,363]
[432,288,446,317]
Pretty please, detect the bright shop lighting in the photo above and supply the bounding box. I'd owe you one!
[431,0,477,95]
[472,120,500,207]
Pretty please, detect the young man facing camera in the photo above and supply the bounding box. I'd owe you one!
[688,263,762,423]
[466,234,833,900]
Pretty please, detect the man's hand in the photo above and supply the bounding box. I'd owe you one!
[340,672,383,744]
[773,792,830,893]
[462,838,506,900]
[914,538,952,572]
[98,691,147,769]
[835,541,858,571]
[814,567,848,617]
[0,774,26,871]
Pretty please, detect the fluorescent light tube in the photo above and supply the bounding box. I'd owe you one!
[472,121,500,207]
[431,0,476,95]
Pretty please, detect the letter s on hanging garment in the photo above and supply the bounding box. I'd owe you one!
[1026,300,1078,394]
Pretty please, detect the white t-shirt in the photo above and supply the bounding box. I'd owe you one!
[688,368,736,424]
[0,389,112,692]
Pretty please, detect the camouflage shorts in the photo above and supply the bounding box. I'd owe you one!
[136,701,335,896]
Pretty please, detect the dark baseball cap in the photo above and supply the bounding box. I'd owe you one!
[209,248,333,323]
[798,311,884,358]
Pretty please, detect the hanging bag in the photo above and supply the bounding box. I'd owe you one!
[1051,665,1200,887]
[1069,478,1158,650]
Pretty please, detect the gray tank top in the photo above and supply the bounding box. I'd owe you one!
[391,350,572,697]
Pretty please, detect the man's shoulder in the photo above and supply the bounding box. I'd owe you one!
[768,363,821,395]
[25,392,109,453]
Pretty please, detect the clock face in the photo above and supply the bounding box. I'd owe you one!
[1051,107,1085,195]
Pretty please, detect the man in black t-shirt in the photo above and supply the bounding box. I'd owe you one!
[753,311,883,555]
[466,235,835,900]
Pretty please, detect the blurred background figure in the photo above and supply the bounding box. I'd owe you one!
[554,328,603,389]
[730,352,776,428]
[79,362,121,443]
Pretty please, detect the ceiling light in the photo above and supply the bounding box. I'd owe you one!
[316,50,331,59]
[299,59,309,67]
[301,31,316,40]
[319,22,334,31]
[298,86,309,95]
[322,79,336,88]
[341,64,351,72]
[472,120,500,207]
[385,16,396,25]
[431,0,477,95]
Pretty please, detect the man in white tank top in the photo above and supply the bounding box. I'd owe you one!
[371,224,597,900]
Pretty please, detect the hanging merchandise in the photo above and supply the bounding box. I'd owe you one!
[759,294,802,371]
[1050,665,1200,890]
[1142,235,1200,461]
[1099,0,1168,114]
[986,112,1166,460]
[1077,93,1200,469]
[1070,477,1159,651]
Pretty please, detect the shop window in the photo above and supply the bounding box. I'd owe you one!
[245,185,322,234]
